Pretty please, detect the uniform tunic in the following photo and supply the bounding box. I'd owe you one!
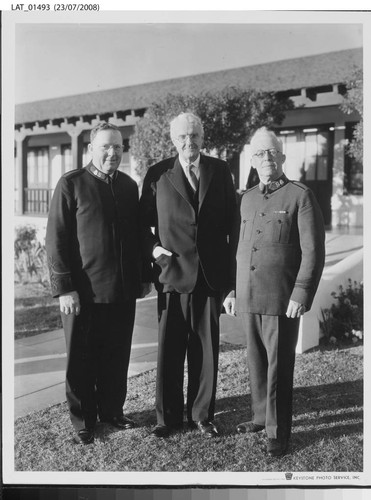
[236,175,325,316]
[46,163,146,303]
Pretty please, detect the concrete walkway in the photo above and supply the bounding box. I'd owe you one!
[14,228,363,419]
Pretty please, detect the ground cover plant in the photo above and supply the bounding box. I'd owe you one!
[14,342,363,473]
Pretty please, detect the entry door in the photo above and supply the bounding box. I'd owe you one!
[278,127,333,227]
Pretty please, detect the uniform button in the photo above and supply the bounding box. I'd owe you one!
[256,229,261,234]
[259,213,265,216]
[277,220,282,224]
[243,219,246,223]
[252,247,257,252]
[250,266,255,271]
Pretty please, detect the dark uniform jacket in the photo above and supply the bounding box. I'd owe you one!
[236,174,325,315]
[46,163,150,303]
[140,154,237,294]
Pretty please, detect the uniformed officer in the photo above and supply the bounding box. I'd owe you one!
[224,127,325,457]
[46,122,151,445]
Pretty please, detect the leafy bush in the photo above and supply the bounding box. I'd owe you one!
[130,87,294,182]
[14,225,49,286]
[320,279,363,345]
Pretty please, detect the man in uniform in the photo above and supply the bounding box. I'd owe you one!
[140,112,237,438]
[46,122,151,445]
[224,127,325,456]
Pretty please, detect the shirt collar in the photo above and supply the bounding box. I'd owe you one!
[259,174,288,194]
[178,155,201,171]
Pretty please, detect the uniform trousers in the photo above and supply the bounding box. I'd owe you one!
[156,283,223,426]
[240,313,300,441]
[61,300,136,431]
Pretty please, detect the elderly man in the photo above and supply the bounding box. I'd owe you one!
[140,112,237,438]
[224,127,325,457]
[46,122,151,445]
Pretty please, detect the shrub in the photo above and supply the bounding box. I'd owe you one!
[320,279,363,345]
[14,225,49,286]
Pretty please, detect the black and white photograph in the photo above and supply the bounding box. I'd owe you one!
[1,6,369,488]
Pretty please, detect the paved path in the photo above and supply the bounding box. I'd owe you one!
[14,229,363,419]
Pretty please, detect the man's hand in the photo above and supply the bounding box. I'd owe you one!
[223,293,236,316]
[286,300,306,318]
[59,291,80,316]
[153,246,172,259]
[139,282,152,298]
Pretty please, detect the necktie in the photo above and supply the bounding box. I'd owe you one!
[188,164,199,191]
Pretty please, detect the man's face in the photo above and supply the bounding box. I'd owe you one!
[88,129,123,175]
[171,118,203,163]
[251,132,285,183]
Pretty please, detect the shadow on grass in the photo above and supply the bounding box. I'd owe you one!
[97,378,363,446]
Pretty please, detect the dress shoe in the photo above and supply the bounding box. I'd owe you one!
[151,424,171,438]
[151,422,183,438]
[73,428,94,445]
[101,415,136,429]
[236,421,265,434]
[267,438,288,457]
[196,420,219,438]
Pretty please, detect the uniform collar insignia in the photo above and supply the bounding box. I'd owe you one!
[88,164,118,183]
[259,174,288,194]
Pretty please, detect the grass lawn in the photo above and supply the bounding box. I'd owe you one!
[15,282,62,339]
[14,342,363,473]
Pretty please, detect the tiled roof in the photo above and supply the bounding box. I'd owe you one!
[15,48,362,125]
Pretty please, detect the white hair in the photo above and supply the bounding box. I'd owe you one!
[170,112,204,138]
[250,127,283,152]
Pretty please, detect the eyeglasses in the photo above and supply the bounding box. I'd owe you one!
[174,133,200,143]
[253,148,280,159]
[100,144,123,152]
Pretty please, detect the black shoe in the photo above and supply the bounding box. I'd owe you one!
[151,424,171,438]
[196,420,219,438]
[101,415,136,429]
[267,438,288,457]
[151,422,183,438]
[74,428,94,445]
[236,421,265,434]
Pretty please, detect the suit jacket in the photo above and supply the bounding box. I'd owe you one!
[236,175,325,315]
[140,154,237,294]
[46,163,151,303]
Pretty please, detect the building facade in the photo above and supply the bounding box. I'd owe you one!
[14,48,362,231]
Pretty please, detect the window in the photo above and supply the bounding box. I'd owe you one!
[27,147,49,188]
[344,122,363,195]
[61,144,73,173]
[279,128,331,182]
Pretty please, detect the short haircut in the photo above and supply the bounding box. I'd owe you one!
[90,121,122,143]
[170,112,204,139]
[250,127,283,152]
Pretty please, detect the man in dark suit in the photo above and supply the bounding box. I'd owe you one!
[46,122,151,445]
[140,112,237,438]
[224,127,325,456]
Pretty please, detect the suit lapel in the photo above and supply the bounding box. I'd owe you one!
[199,155,214,208]
[166,157,194,207]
